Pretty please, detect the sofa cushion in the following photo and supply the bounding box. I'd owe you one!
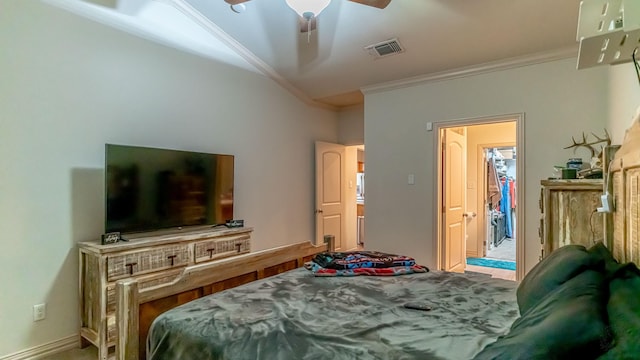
[474,269,611,360]
[517,244,603,314]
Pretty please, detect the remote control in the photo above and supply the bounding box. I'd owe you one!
[403,302,432,311]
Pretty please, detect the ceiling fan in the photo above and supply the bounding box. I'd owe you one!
[224,0,391,33]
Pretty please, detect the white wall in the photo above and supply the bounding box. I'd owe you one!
[337,104,364,145]
[608,62,640,142]
[0,0,337,356]
[364,58,609,274]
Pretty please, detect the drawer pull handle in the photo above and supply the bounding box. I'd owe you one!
[125,262,137,275]
[235,243,242,252]
[167,255,177,266]
[207,248,215,258]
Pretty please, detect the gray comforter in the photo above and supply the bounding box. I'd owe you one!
[147,268,518,360]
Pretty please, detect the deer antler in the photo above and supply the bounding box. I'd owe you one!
[563,129,611,158]
[564,132,596,158]
[591,129,611,148]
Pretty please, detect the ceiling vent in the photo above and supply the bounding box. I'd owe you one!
[365,38,405,58]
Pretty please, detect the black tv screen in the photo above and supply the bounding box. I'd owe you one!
[105,144,234,234]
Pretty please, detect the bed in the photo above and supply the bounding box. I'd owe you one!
[146,268,518,360]
[115,112,640,360]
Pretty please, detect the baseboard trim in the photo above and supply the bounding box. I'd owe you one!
[0,334,79,360]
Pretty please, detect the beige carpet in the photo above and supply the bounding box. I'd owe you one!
[486,237,516,261]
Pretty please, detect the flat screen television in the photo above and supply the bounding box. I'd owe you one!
[105,144,234,234]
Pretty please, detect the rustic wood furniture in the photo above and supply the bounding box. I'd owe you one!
[79,226,254,360]
[539,179,604,259]
[610,117,640,264]
[93,230,334,360]
[116,239,332,360]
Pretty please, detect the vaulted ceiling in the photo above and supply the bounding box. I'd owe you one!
[66,0,583,108]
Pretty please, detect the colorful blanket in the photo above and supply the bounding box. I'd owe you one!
[306,250,428,276]
[311,251,416,269]
[305,261,428,277]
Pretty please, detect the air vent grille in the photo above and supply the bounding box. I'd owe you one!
[365,38,405,58]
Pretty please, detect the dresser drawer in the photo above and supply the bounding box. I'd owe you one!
[105,269,183,314]
[107,245,189,281]
[194,234,250,263]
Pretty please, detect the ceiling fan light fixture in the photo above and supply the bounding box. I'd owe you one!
[230,3,246,13]
[285,0,331,18]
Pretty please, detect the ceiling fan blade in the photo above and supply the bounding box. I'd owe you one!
[299,15,317,33]
[348,0,391,9]
[224,0,251,5]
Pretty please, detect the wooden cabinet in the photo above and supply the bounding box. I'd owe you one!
[539,179,604,258]
[78,227,252,360]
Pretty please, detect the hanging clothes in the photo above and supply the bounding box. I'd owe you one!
[510,178,516,209]
[487,158,502,207]
[500,177,513,238]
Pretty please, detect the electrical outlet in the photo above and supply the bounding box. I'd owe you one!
[33,303,46,321]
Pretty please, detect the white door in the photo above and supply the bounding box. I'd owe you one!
[315,142,345,250]
[443,128,467,272]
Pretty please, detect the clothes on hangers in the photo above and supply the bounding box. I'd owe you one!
[487,158,502,207]
[500,177,514,238]
[510,178,516,209]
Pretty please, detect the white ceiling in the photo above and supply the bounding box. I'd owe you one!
[64,0,584,108]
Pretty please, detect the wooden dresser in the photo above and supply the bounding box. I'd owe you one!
[539,179,604,259]
[78,226,252,360]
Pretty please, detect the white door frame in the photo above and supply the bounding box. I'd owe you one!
[434,113,525,281]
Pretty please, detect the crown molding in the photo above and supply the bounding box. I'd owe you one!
[168,0,338,111]
[361,46,579,95]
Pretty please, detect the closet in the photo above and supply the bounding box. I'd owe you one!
[487,148,516,249]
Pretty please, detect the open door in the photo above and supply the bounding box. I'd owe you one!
[443,128,467,272]
[315,141,345,250]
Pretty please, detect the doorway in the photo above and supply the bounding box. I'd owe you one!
[436,115,524,281]
[315,142,364,252]
[484,146,516,263]
[356,146,365,248]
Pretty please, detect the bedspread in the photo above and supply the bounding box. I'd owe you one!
[147,268,518,360]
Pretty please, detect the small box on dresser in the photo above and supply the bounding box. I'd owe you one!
[78,226,252,360]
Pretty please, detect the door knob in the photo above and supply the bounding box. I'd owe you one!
[463,212,477,218]
[315,209,324,214]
